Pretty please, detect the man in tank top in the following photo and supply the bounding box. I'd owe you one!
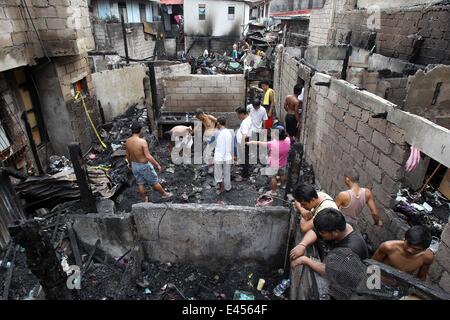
[335,170,383,227]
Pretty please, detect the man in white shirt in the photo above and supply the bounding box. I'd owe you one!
[214,117,234,194]
[247,99,267,165]
[247,99,267,136]
[235,106,252,180]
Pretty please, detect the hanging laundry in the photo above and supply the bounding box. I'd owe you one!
[405,145,421,172]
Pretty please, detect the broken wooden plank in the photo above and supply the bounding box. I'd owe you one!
[81,239,100,277]
[67,224,82,267]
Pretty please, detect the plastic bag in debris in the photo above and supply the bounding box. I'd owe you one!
[256,194,273,207]
[233,290,255,300]
[111,143,122,151]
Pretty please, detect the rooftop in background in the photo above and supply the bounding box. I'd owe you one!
[159,0,184,4]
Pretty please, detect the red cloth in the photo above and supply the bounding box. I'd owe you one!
[264,117,274,129]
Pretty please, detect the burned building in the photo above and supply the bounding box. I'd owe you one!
[183,0,271,56]
[1,0,100,171]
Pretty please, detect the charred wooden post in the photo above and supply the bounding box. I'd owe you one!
[68,142,97,213]
[8,220,73,300]
[143,75,158,138]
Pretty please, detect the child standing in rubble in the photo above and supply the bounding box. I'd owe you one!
[125,122,173,202]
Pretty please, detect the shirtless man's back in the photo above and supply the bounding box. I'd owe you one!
[125,122,172,202]
[284,87,302,139]
[372,226,434,280]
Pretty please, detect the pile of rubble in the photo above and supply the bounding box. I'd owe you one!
[394,185,450,237]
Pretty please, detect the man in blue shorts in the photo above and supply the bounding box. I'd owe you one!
[125,122,173,202]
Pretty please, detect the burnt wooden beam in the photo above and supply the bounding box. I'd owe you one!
[68,142,97,213]
[8,220,73,300]
[67,224,82,268]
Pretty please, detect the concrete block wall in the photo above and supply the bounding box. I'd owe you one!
[0,0,94,72]
[92,22,156,60]
[329,2,450,65]
[429,222,450,292]
[273,48,301,126]
[376,78,408,107]
[404,65,450,130]
[154,62,192,109]
[302,70,410,246]
[162,74,245,113]
[308,0,357,46]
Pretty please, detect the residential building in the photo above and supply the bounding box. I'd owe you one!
[0,0,100,172]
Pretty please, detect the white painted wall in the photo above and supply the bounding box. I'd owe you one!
[184,0,248,37]
[357,0,441,9]
[92,64,146,121]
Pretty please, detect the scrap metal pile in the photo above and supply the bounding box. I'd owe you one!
[394,185,449,237]
[182,22,283,75]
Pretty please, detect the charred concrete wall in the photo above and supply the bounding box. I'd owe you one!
[162,74,245,114]
[0,0,94,72]
[92,64,146,121]
[403,65,450,130]
[184,0,246,37]
[185,36,240,58]
[92,21,156,60]
[309,0,450,65]
[73,204,290,270]
[132,203,290,269]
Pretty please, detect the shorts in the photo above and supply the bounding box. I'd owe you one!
[131,162,159,186]
[263,166,286,177]
[285,114,298,137]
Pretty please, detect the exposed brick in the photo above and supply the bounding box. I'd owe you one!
[335,120,347,137]
[372,130,393,155]
[332,106,345,120]
[348,103,362,119]
[356,121,373,141]
[381,174,400,194]
[368,117,387,134]
[386,123,406,145]
[345,128,360,147]
[390,144,406,165]
[365,159,382,183]
[343,114,358,130]
[379,153,402,180]
[358,138,374,159]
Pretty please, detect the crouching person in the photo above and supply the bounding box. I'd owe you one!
[214,117,234,194]
[126,122,173,202]
[290,208,368,275]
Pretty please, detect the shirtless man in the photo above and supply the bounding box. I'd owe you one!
[195,108,217,173]
[372,226,434,281]
[335,170,383,227]
[125,122,172,202]
[284,86,302,140]
[166,125,193,155]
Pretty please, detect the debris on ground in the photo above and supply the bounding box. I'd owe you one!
[394,185,449,237]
